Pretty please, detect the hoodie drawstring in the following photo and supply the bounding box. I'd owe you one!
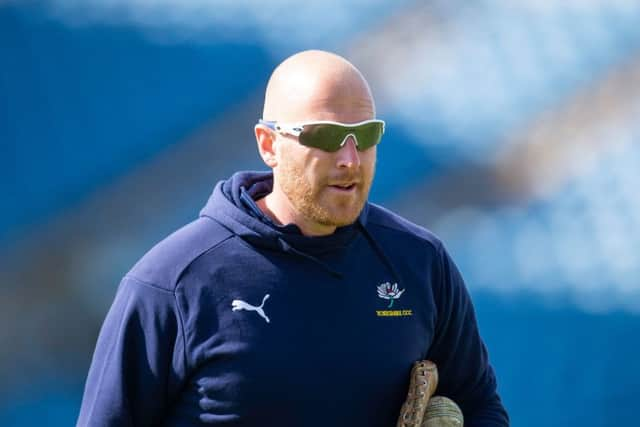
[357,219,403,288]
[275,219,402,288]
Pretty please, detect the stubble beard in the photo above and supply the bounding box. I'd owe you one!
[277,160,374,228]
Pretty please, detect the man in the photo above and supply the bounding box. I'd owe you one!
[77,50,509,426]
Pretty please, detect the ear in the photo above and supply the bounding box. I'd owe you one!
[255,124,278,168]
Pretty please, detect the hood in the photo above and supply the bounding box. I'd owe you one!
[199,171,376,277]
[200,171,401,283]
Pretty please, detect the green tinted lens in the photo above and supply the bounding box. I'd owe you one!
[299,122,383,152]
[298,124,345,151]
[353,122,384,151]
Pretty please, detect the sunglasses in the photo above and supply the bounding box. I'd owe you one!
[258,119,385,152]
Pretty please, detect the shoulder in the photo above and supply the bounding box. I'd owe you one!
[365,202,444,253]
[126,217,234,292]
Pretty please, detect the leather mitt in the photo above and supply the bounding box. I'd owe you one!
[396,360,464,427]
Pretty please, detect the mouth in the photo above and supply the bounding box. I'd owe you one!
[328,182,358,192]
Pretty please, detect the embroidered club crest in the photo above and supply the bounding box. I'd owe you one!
[377,282,405,308]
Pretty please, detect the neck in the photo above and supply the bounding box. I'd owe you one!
[255,193,337,237]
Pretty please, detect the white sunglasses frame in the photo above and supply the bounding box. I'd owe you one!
[258,119,385,150]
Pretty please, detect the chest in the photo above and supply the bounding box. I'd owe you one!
[170,246,438,425]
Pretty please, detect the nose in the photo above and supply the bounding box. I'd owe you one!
[335,135,361,169]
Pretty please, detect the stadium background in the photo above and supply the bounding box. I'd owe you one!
[2,1,640,425]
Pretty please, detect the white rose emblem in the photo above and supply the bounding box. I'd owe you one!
[377,282,405,308]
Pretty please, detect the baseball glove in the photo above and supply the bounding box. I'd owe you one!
[396,360,464,427]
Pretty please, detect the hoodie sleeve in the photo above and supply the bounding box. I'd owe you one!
[426,244,509,427]
[77,276,186,427]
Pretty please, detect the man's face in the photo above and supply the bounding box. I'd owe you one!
[260,54,378,232]
[274,112,377,229]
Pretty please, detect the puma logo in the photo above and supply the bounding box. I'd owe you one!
[231,294,270,323]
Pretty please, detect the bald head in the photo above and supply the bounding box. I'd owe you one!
[262,50,375,123]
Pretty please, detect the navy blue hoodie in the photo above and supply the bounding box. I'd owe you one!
[77,171,508,426]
